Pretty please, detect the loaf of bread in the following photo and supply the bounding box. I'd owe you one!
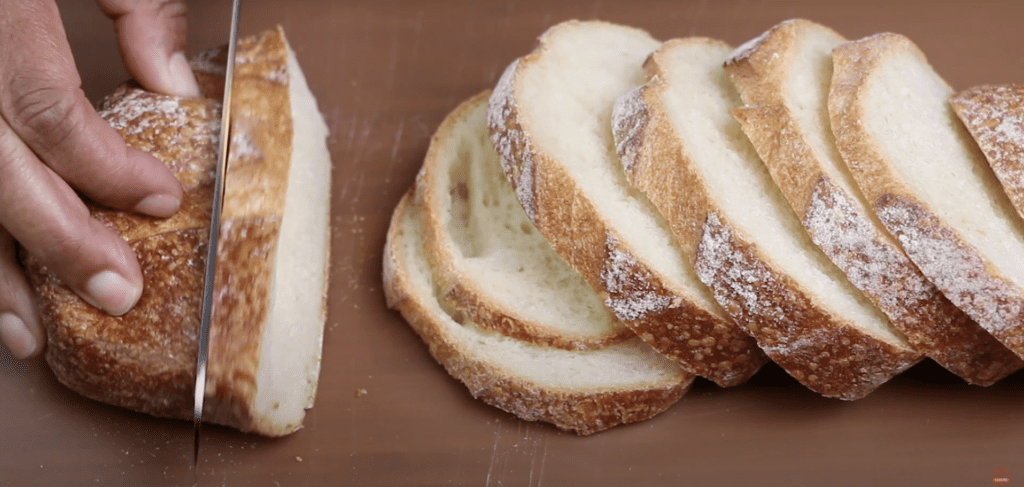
[21,27,332,436]
[724,19,1021,385]
[384,92,693,435]
[488,20,767,388]
[829,33,1024,361]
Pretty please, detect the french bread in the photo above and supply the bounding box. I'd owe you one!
[385,149,692,434]
[419,90,631,350]
[21,28,331,436]
[951,84,1024,222]
[829,33,1024,360]
[614,37,921,400]
[724,19,1021,384]
[488,20,767,387]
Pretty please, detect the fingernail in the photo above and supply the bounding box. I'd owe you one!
[135,193,181,218]
[167,52,201,98]
[0,313,38,359]
[84,271,141,316]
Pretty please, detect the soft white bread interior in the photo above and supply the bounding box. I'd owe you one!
[830,33,1024,359]
[249,37,331,435]
[951,84,1024,223]
[489,20,767,387]
[725,20,1021,384]
[21,28,330,436]
[383,187,693,436]
[419,91,630,350]
[616,37,920,400]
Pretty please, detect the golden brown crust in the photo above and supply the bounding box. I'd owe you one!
[625,37,920,399]
[488,25,766,387]
[21,28,299,435]
[384,191,691,435]
[830,33,1024,362]
[951,84,1024,222]
[726,20,1021,385]
[23,229,206,419]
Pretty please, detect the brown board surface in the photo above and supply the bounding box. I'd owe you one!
[3,1,1024,485]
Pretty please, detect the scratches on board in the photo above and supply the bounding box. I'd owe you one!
[484,419,550,487]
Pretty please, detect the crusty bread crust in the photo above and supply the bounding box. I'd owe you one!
[951,84,1024,222]
[620,37,920,400]
[488,21,767,387]
[725,20,1021,385]
[829,33,1024,360]
[419,91,631,350]
[21,28,317,436]
[384,190,692,436]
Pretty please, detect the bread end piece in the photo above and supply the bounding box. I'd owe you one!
[22,27,331,437]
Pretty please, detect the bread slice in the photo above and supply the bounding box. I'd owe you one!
[384,188,693,436]
[951,84,1024,222]
[614,37,921,400]
[488,20,767,387]
[21,28,331,436]
[419,91,631,350]
[724,19,1022,385]
[829,33,1024,360]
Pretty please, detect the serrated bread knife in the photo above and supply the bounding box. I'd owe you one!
[193,0,242,476]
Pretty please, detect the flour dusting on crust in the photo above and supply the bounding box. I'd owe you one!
[601,236,672,322]
[805,177,1022,382]
[696,212,919,399]
[805,178,931,323]
[611,85,649,174]
[488,59,537,222]
[952,84,1024,220]
[876,195,1024,351]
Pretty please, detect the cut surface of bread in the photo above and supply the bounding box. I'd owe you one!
[724,19,1021,384]
[383,189,693,436]
[489,20,767,387]
[830,33,1024,359]
[615,37,920,400]
[21,27,330,436]
[419,91,630,350]
[951,84,1024,222]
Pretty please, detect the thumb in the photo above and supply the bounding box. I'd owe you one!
[96,0,199,98]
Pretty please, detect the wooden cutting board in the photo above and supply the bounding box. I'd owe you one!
[3,1,1023,485]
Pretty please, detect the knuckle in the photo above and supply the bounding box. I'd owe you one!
[7,79,83,154]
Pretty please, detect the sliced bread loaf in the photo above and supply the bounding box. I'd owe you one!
[724,19,1021,385]
[951,84,1024,222]
[419,91,631,350]
[384,188,693,436]
[488,20,767,387]
[829,33,1024,360]
[614,37,921,400]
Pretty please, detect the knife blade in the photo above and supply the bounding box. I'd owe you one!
[193,0,243,475]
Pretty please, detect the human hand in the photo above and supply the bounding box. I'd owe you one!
[0,0,198,359]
